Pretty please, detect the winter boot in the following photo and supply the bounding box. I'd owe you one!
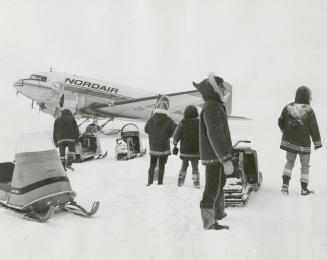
[177,170,187,186]
[192,171,200,188]
[158,167,165,185]
[66,152,75,171]
[208,222,229,230]
[60,158,67,171]
[200,208,216,229]
[301,182,314,196]
[281,175,290,195]
[281,184,289,195]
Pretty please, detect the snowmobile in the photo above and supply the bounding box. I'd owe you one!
[0,133,99,222]
[75,130,107,162]
[223,140,263,207]
[115,123,146,160]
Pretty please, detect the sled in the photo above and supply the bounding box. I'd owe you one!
[115,123,146,160]
[0,133,100,222]
[223,140,263,207]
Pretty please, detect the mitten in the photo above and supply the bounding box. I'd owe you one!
[172,146,179,155]
[223,160,234,175]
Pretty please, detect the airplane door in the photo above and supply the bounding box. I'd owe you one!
[61,91,79,113]
[77,95,86,109]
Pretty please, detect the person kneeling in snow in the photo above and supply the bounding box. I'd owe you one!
[172,105,200,188]
[193,73,234,230]
[53,109,79,171]
[145,95,176,185]
[278,86,322,195]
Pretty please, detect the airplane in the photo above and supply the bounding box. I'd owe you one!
[13,71,237,129]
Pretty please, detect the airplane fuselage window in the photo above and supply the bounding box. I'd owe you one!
[29,74,47,82]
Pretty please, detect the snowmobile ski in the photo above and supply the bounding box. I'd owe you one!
[61,201,100,217]
[96,151,107,160]
[23,205,55,222]
[66,165,75,172]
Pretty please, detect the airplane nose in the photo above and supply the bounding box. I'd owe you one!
[13,79,24,91]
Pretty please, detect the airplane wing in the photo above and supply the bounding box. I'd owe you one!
[79,90,204,122]
[79,84,233,123]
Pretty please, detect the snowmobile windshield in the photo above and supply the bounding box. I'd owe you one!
[121,123,139,137]
[15,132,55,153]
[121,123,138,133]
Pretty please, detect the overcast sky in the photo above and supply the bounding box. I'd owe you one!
[0,0,326,152]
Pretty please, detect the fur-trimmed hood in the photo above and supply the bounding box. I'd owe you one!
[193,73,228,103]
[295,86,311,105]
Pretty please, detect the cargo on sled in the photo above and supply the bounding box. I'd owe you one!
[0,133,99,222]
[75,130,107,163]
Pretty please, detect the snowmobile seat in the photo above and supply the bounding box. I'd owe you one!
[80,134,97,153]
[243,150,259,185]
[0,162,14,184]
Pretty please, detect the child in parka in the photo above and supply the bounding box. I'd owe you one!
[278,86,322,195]
[193,73,234,230]
[144,95,176,185]
[172,105,200,188]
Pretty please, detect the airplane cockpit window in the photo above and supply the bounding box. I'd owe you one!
[29,74,47,82]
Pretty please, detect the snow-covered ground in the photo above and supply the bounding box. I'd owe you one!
[0,118,326,260]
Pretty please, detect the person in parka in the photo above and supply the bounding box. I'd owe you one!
[172,105,200,188]
[278,86,322,195]
[144,95,176,185]
[53,109,79,170]
[193,72,234,230]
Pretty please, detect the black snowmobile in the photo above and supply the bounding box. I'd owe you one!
[223,140,263,206]
[0,133,99,222]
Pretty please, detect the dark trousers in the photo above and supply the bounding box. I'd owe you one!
[58,142,76,157]
[200,163,226,218]
[181,159,199,172]
[148,155,168,185]
[58,142,76,169]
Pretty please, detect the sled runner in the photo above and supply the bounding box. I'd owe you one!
[0,133,100,222]
[223,140,263,207]
[115,123,146,160]
[75,131,107,162]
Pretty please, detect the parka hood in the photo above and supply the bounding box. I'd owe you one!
[295,86,311,105]
[192,79,222,102]
[184,105,198,119]
[61,109,73,117]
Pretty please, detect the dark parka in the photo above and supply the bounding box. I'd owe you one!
[173,106,200,159]
[144,111,176,156]
[278,86,322,154]
[53,109,79,146]
[193,79,233,165]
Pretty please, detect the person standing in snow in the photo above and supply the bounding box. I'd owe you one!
[53,109,79,171]
[172,105,200,188]
[193,73,234,230]
[278,86,322,195]
[144,95,176,185]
